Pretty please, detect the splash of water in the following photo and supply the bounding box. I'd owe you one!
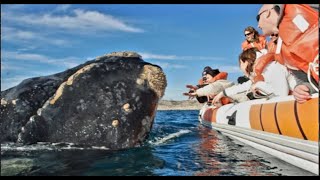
[150,129,191,145]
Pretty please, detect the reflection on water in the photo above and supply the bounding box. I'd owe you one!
[194,126,275,176]
[1,110,316,176]
[194,125,315,176]
[1,145,164,176]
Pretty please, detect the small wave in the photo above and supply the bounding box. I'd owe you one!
[149,129,191,145]
[1,142,54,152]
[1,142,110,152]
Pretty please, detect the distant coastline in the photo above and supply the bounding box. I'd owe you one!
[157,99,203,110]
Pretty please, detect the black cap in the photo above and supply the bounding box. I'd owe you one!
[203,68,220,78]
[202,66,212,76]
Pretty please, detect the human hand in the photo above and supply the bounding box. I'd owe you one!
[207,93,215,100]
[293,85,311,103]
[212,92,224,105]
[186,84,198,90]
[183,91,197,100]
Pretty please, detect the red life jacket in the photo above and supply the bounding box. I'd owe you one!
[277,4,319,83]
[241,36,267,51]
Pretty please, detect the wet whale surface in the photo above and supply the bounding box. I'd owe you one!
[1,52,167,150]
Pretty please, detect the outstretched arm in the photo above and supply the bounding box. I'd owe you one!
[182,91,197,100]
[186,84,199,90]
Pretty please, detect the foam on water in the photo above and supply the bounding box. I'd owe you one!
[149,129,191,146]
[1,142,110,152]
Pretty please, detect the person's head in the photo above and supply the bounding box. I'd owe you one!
[270,33,279,44]
[244,26,260,43]
[202,68,220,83]
[257,4,281,36]
[238,48,260,77]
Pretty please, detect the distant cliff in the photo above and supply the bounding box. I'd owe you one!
[157,100,203,110]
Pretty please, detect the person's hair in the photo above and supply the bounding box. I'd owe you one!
[273,5,280,15]
[244,26,260,43]
[237,75,250,84]
[239,48,260,75]
[273,4,284,28]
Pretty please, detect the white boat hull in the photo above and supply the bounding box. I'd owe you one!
[199,94,319,175]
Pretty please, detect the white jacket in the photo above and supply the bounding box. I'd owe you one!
[196,79,234,97]
[224,61,296,97]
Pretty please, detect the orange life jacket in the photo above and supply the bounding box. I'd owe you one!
[220,97,232,105]
[277,4,319,83]
[241,36,267,51]
[253,53,275,83]
[207,96,232,106]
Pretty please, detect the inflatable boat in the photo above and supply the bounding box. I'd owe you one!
[199,94,319,175]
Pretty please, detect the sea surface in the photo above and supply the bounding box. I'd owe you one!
[1,110,315,176]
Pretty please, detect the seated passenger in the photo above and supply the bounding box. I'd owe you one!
[211,48,296,105]
[186,66,228,91]
[267,33,278,53]
[256,4,319,103]
[241,26,267,51]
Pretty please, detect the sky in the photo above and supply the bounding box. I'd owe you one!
[1,4,266,100]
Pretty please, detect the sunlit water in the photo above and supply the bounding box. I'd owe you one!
[1,110,315,176]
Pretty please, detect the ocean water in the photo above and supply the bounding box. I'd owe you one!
[1,110,315,176]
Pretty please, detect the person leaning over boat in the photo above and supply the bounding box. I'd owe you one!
[185,66,222,99]
[211,48,296,105]
[184,66,224,103]
[241,26,267,51]
[256,4,319,103]
[196,66,229,87]
[183,67,234,104]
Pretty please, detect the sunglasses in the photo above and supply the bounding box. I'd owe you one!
[244,32,253,37]
[256,7,274,22]
[271,34,278,37]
